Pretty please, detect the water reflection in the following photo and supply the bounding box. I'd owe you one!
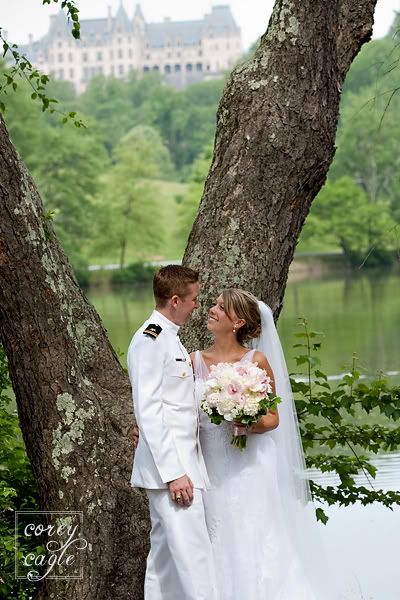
[88,271,400,378]
[317,452,400,600]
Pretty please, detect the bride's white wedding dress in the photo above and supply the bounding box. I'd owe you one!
[194,348,331,600]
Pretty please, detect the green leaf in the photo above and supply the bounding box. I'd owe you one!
[314,369,328,381]
[316,508,329,525]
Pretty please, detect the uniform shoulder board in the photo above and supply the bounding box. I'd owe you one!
[143,323,162,339]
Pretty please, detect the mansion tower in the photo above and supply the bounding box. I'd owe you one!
[24,3,243,93]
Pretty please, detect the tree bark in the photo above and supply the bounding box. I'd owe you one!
[0,116,149,598]
[182,0,377,350]
[0,0,377,598]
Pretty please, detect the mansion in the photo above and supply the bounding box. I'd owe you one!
[23,3,243,93]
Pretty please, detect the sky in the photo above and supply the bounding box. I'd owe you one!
[1,0,400,50]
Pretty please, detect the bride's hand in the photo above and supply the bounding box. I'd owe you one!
[250,410,279,433]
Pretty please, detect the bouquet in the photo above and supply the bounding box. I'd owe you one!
[201,361,281,450]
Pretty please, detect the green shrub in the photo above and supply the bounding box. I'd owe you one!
[0,347,39,599]
[346,248,395,268]
[111,262,157,285]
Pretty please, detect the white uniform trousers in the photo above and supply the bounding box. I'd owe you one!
[145,488,218,600]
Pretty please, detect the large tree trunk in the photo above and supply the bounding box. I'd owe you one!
[0,0,377,598]
[182,0,377,349]
[0,115,149,598]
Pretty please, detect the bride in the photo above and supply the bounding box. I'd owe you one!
[191,288,337,600]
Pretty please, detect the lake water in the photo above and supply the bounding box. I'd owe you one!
[88,269,400,600]
[88,270,400,378]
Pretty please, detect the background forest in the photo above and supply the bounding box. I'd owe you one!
[2,16,400,280]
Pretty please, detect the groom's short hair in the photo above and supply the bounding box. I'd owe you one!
[153,265,199,307]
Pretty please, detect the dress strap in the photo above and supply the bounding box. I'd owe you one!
[241,349,256,362]
[193,350,209,380]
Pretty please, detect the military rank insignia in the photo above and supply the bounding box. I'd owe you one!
[143,323,162,339]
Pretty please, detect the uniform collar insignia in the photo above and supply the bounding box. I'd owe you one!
[143,323,162,339]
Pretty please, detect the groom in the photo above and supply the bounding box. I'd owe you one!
[127,265,216,600]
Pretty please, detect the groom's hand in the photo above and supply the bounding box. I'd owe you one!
[132,426,139,449]
[168,475,194,506]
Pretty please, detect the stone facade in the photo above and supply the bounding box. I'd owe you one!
[23,3,243,93]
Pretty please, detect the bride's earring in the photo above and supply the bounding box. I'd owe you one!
[233,326,237,334]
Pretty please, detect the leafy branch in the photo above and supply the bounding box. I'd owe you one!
[0,1,84,127]
[42,0,81,40]
[291,317,400,523]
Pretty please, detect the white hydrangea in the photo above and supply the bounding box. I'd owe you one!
[202,360,272,422]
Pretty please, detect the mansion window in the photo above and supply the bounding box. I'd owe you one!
[174,64,181,72]
[83,52,88,62]
[59,68,64,79]
[58,53,63,62]
[153,65,159,71]
[68,53,73,62]
[118,65,124,74]
[69,68,74,78]
[128,48,133,58]
[143,66,150,72]
[118,49,123,59]
[97,51,103,61]
[110,50,114,59]
[164,64,171,73]
[196,63,202,72]
[186,63,193,72]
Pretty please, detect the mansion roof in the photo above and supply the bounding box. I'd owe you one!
[31,4,240,50]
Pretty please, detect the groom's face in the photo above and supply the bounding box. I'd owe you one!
[173,282,200,325]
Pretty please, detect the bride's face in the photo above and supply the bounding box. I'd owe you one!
[207,295,240,335]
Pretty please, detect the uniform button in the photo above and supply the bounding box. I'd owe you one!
[182,372,186,377]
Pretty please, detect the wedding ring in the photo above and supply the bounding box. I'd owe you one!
[176,495,182,502]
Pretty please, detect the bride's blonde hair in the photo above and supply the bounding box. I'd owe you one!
[221,288,261,344]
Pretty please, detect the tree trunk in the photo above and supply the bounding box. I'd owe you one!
[120,237,127,269]
[182,0,377,350]
[0,0,377,598]
[0,115,149,598]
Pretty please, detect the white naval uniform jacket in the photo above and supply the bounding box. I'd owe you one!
[127,310,210,490]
